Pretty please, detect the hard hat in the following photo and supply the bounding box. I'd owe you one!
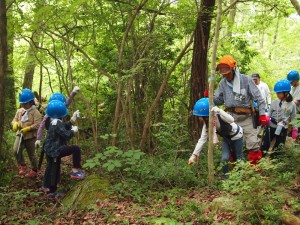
[217,55,237,69]
[193,98,209,117]
[19,89,35,104]
[46,100,68,119]
[49,93,67,104]
[287,70,299,82]
[274,79,291,93]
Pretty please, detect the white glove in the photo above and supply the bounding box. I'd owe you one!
[35,140,41,148]
[71,126,78,133]
[188,154,198,165]
[72,86,80,93]
[211,106,220,114]
[71,110,80,122]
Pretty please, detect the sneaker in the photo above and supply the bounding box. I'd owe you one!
[39,186,50,194]
[18,165,27,175]
[47,192,65,201]
[70,171,86,179]
[25,170,38,178]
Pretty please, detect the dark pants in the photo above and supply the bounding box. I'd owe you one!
[14,137,38,170]
[43,145,82,193]
[261,126,287,158]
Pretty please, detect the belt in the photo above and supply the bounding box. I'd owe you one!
[225,107,252,115]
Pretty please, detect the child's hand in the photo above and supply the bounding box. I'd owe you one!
[72,86,80,93]
[71,126,78,133]
[71,110,80,122]
[211,106,220,113]
[35,140,41,148]
[292,128,298,140]
[12,122,19,132]
[20,126,31,133]
[188,154,198,165]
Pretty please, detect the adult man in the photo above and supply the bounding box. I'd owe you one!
[213,55,268,164]
[252,73,271,109]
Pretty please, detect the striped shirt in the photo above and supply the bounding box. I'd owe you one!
[214,73,266,115]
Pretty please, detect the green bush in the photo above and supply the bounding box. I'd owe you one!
[222,158,295,223]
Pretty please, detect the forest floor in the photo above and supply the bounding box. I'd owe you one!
[0,156,299,225]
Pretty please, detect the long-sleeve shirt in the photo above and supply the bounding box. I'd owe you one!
[192,110,243,156]
[11,107,42,140]
[214,73,266,115]
[256,81,271,106]
[44,120,74,158]
[269,99,296,129]
[36,91,77,141]
[290,85,300,113]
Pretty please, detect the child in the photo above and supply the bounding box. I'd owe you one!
[188,98,244,177]
[43,100,85,198]
[11,89,42,177]
[261,79,297,157]
[35,86,80,149]
[287,70,300,114]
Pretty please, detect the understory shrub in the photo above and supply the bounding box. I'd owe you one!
[222,150,298,224]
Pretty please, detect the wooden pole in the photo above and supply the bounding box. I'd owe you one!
[208,0,222,185]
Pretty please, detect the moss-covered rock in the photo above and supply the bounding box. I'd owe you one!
[210,196,241,212]
[62,174,109,210]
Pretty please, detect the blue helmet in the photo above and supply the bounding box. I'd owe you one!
[274,79,291,93]
[49,93,66,104]
[193,98,209,117]
[46,100,68,119]
[19,89,35,104]
[287,70,299,82]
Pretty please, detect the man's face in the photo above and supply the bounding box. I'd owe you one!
[253,78,260,85]
[218,64,233,81]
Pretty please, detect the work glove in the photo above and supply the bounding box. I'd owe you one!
[71,126,78,133]
[259,115,270,127]
[20,126,32,133]
[12,122,19,132]
[71,110,80,122]
[72,86,80,93]
[211,106,220,114]
[247,149,262,165]
[292,128,298,140]
[35,140,41,148]
[204,89,209,97]
[188,154,198,165]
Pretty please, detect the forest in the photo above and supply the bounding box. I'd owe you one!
[0,0,299,224]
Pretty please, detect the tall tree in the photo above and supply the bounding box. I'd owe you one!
[0,0,8,155]
[5,2,16,122]
[290,0,300,15]
[188,0,215,140]
[22,1,44,89]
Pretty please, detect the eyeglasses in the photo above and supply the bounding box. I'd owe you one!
[218,66,231,75]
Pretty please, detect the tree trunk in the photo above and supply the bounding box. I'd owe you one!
[22,31,41,89]
[112,0,148,146]
[140,34,194,151]
[227,0,237,37]
[5,4,15,122]
[208,0,222,185]
[0,0,8,155]
[290,0,300,16]
[188,0,216,141]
